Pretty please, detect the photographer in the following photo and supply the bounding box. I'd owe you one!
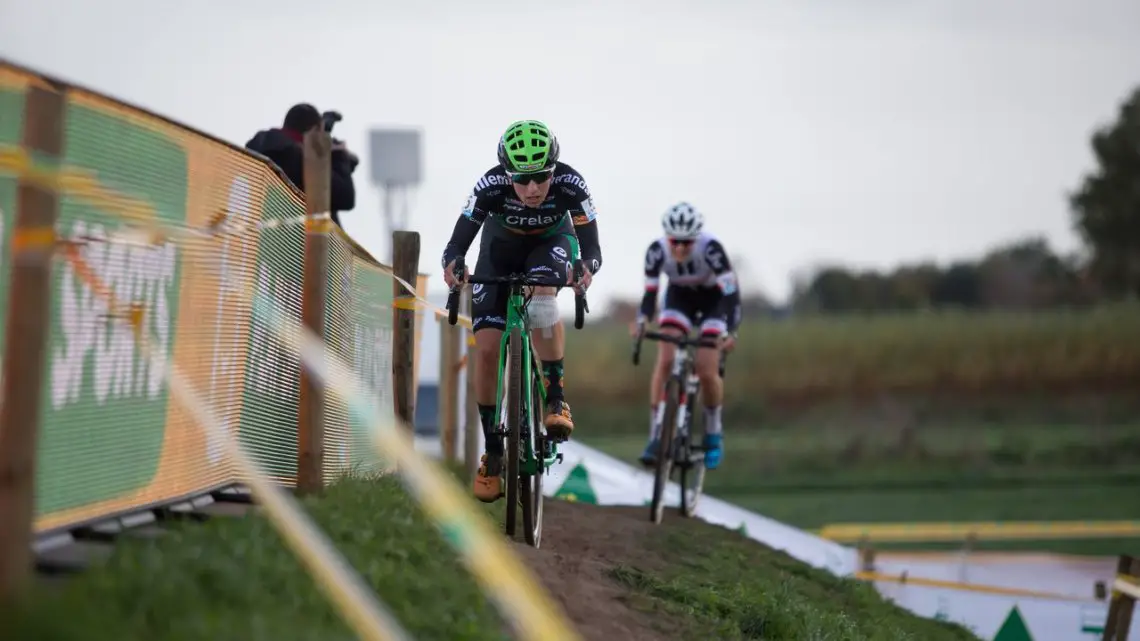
[246,103,358,226]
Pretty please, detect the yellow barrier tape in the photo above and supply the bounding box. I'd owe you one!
[0,146,156,224]
[855,570,1093,602]
[372,266,475,329]
[305,213,334,233]
[2,144,477,330]
[59,244,413,641]
[0,143,338,249]
[26,152,579,639]
[278,309,581,640]
[217,233,580,639]
[11,226,56,253]
[392,296,419,311]
[1113,575,1140,600]
[819,520,1140,543]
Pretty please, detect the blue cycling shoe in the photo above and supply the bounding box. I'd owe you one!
[639,438,659,467]
[703,433,723,470]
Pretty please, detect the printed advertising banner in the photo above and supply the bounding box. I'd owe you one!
[0,62,414,534]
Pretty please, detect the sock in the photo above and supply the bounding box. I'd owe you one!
[478,403,503,457]
[649,406,662,440]
[542,359,565,406]
[703,405,723,437]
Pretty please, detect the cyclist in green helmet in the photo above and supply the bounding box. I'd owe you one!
[442,119,603,503]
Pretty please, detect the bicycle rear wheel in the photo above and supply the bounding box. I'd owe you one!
[678,445,706,518]
[521,372,545,547]
[650,378,680,524]
[505,328,523,539]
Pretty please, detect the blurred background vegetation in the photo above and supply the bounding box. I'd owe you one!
[572,84,1140,555]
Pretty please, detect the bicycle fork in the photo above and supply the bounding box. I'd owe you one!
[654,352,702,461]
[676,371,701,444]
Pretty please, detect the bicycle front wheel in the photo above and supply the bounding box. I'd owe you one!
[650,378,680,524]
[679,387,705,517]
[505,328,523,539]
[521,371,545,547]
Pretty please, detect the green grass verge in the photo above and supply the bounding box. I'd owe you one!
[609,513,979,641]
[2,473,508,641]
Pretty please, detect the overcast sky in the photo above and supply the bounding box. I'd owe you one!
[2,0,1138,309]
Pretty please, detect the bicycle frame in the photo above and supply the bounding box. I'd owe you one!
[634,329,722,521]
[635,330,722,460]
[446,253,589,547]
[491,285,560,476]
[660,345,702,449]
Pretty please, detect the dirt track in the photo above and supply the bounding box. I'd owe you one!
[509,500,690,641]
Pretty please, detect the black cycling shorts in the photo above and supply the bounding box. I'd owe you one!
[659,285,728,336]
[471,220,578,333]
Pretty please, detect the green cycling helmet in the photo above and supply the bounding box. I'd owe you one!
[497,119,560,173]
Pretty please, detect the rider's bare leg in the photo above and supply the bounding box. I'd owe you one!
[529,285,573,439]
[694,336,724,436]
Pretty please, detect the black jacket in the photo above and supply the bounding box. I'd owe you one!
[245,128,356,225]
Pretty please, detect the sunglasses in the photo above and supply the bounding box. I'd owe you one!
[509,169,554,185]
[668,238,694,247]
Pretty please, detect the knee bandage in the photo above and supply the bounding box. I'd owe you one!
[529,294,560,336]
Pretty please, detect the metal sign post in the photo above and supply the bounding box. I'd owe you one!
[368,128,423,263]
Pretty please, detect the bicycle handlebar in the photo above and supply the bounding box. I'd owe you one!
[462,274,569,287]
[631,326,727,377]
[643,331,721,348]
[445,256,589,329]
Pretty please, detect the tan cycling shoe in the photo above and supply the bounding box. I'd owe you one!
[544,400,575,442]
[473,454,503,503]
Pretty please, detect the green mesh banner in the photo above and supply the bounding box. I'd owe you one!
[0,62,401,532]
[38,102,188,514]
[348,258,395,474]
[0,80,21,376]
[240,183,305,482]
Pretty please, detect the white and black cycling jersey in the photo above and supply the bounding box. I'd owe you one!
[639,231,741,333]
[643,232,736,293]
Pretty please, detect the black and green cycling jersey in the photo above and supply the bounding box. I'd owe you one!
[440,162,603,276]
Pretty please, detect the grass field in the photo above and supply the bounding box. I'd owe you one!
[581,418,1140,556]
[0,470,979,641]
[568,305,1140,556]
[570,303,1140,411]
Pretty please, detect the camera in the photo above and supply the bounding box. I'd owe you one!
[321,110,343,133]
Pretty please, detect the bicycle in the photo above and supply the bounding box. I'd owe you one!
[632,327,726,524]
[446,255,588,548]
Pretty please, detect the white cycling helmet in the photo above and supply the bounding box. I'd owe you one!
[661,202,704,240]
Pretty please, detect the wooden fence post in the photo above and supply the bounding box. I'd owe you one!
[438,311,460,462]
[297,128,332,496]
[462,290,480,482]
[0,82,65,602]
[1104,555,1140,641]
[391,231,420,438]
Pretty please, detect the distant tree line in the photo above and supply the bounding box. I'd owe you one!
[787,237,1096,314]
[606,83,1140,321]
